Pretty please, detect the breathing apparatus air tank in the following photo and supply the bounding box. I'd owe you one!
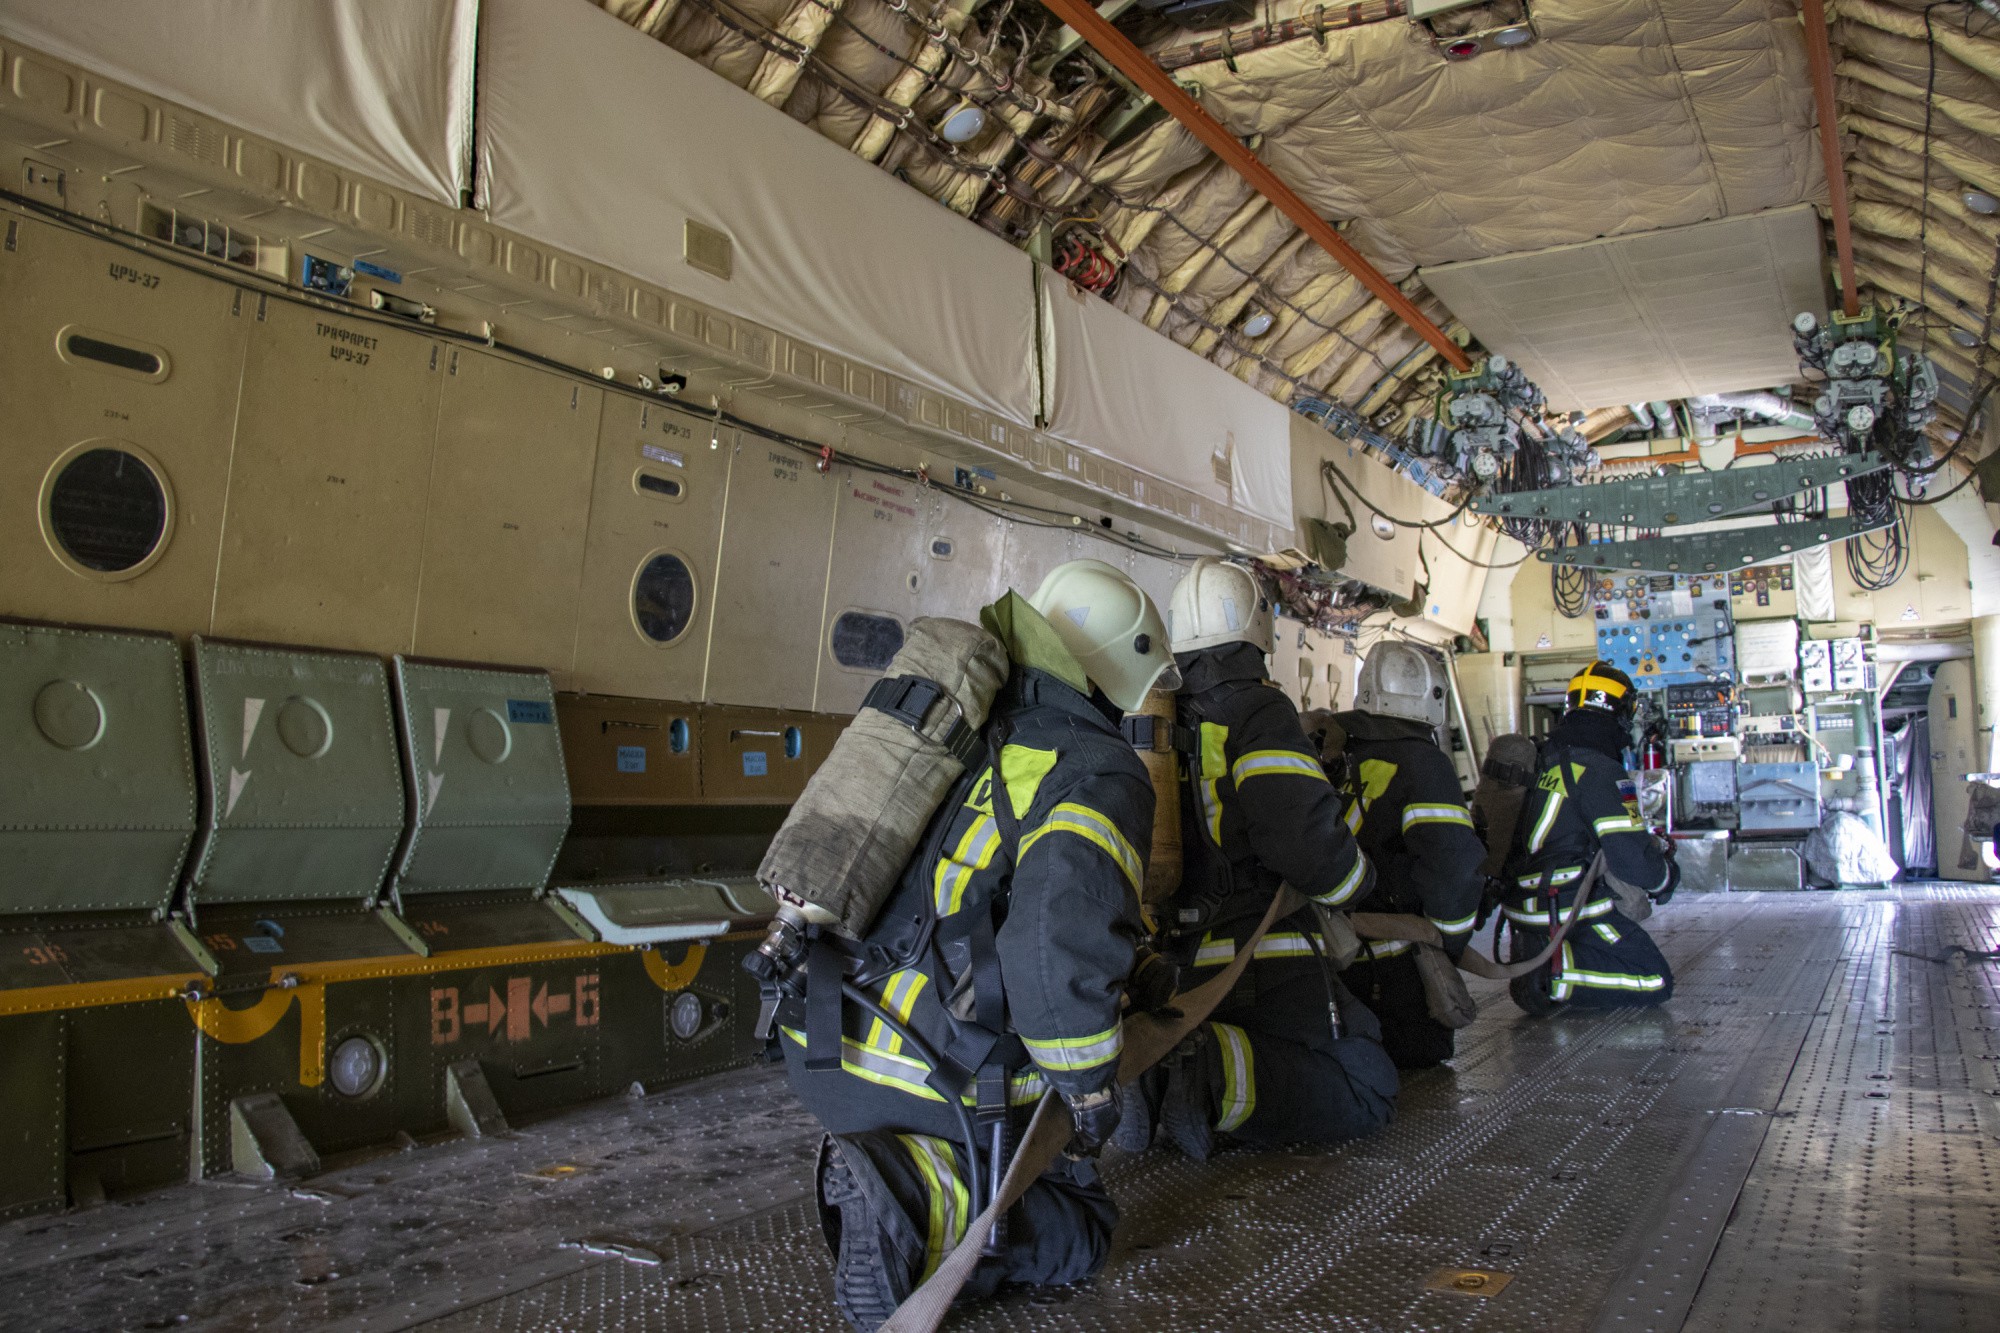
[1123,686,1183,930]
[1470,733,1540,880]
[745,618,1010,1006]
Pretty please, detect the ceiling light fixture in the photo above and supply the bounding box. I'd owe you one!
[1963,188,2000,216]
[937,102,986,145]
[1491,25,1535,47]
[1951,327,1981,348]
[1240,308,1275,338]
[1443,38,1481,60]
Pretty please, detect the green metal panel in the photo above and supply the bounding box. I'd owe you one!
[0,623,197,915]
[1475,452,1887,528]
[1538,513,1897,575]
[65,1001,194,1200]
[186,639,405,906]
[390,661,570,895]
[0,1013,65,1218]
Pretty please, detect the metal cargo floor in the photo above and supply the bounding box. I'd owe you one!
[4,887,1997,1332]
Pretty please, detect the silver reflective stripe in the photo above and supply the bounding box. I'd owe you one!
[1313,851,1368,907]
[1214,1022,1255,1132]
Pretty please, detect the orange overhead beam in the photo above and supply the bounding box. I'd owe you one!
[1037,0,1473,371]
[1801,0,1861,317]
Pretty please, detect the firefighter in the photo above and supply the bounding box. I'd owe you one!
[1320,641,1486,1069]
[1122,557,1398,1160]
[1502,661,1677,1014]
[780,559,1172,1330]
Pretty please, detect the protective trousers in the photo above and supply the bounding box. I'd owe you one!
[786,1042,1115,1313]
[1191,913,1399,1145]
[1506,907,1673,1008]
[1342,947,1457,1070]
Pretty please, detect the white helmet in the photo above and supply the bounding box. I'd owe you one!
[1028,560,1181,712]
[1167,557,1274,656]
[1355,641,1449,731]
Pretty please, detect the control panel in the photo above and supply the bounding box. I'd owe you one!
[1591,574,1736,690]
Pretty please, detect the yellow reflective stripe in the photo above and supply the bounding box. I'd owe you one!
[864,969,931,1054]
[1252,932,1318,960]
[1022,1025,1123,1071]
[1020,802,1143,895]
[1342,801,1363,834]
[780,1029,1047,1105]
[998,743,1059,825]
[932,813,1001,916]
[1527,790,1564,853]
[1192,935,1236,967]
[1313,851,1369,907]
[1516,865,1584,890]
[1214,1022,1255,1132]
[1430,911,1478,934]
[1503,895,1612,926]
[1593,815,1644,836]
[1230,749,1327,785]
[899,1134,969,1281]
[1559,938,1666,992]
[1593,922,1622,945]
[1571,671,1629,700]
[1198,722,1229,845]
[1404,803,1474,831]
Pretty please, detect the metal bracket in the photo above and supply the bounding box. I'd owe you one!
[229,1093,320,1180]
[1538,513,1897,574]
[167,916,220,977]
[375,905,432,959]
[1476,452,1885,528]
[445,1059,511,1139]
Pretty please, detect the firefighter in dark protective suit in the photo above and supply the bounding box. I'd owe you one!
[1503,661,1677,1015]
[1119,557,1398,1160]
[780,560,1174,1331]
[1320,641,1486,1069]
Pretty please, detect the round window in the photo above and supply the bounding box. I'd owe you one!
[327,1034,387,1099]
[668,991,706,1041]
[42,445,171,578]
[632,552,697,645]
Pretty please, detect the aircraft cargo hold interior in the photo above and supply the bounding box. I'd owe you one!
[1,1,1999,1330]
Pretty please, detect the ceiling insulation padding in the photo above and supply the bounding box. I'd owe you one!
[0,0,475,206]
[477,0,1040,429]
[1418,205,1830,411]
[1173,0,1823,274]
[1043,279,1293,527]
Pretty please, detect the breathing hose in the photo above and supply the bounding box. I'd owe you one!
[837,980,990,1222]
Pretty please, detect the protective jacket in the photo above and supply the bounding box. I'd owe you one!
[783,593,1152,1117]
[1501,707,1675,1008]
[1331,710,1484,960]
[780,595,1154,1312]
[1175,642,1370,927]
[1155,644,1396,1151]
[1505,708,1672,917]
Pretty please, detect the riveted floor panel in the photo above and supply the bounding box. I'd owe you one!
[3,889,1997,1332]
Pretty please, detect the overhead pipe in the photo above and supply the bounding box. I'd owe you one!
[1694,391,1819,434]
[1802,0,1863,317]
[1154,1,1410,73]
[1626,402,1656,430]
[1036,0,1473,371]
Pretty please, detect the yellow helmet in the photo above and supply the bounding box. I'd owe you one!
[1027,560,1180,712]
[1566,661,1636,721]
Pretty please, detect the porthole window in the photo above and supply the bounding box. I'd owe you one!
[784,726,804,760]
[632,552,698,645]
[41,443,174,581]
[830,611,905,671]
[669,717,692,754]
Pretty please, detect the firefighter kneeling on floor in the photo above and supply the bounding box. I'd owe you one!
[1315,641,1486,1070]
[1502,661,1677,1014]
[1117,557,1399,1159]
[779,561,1172,1329]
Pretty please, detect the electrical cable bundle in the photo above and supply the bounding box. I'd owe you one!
[1844,471,1908,590]
[1551,523,1593,619]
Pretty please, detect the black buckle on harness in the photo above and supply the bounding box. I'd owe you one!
[1121,714,1195,756]
[864,674,985,767]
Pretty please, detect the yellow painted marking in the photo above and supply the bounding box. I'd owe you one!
[640,943,709,992]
